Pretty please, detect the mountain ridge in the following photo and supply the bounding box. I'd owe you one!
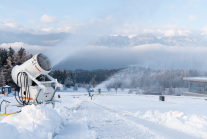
[0,31,206,47]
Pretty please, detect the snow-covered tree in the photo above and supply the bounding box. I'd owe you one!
[13,52,20,65]
[0,69,6,87]
[0,48,8,66]
[106,84,111,92]
[4,56,13,85]
[90,77,96,88]
[113,83,118,94]
[64,76,73,88]
[73,84,78,91]
[121,86,125,92]
[20,49,26,64]
[168,86,174,95]
[85,84,91,91]
[8,46,15,66]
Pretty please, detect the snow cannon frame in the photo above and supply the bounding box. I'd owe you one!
[2,53,62,114]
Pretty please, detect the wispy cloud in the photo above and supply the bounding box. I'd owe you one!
[189,15,196,20]
[178,30,191,36]
[201,25,207,35]
[40,14,58,23]
[28,20,35,24]
[0,42,50,54]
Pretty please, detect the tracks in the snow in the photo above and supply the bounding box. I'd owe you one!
[63,103,83,111]
[91,101,199,139]
[57,99,199,139]
[84,101,158,139]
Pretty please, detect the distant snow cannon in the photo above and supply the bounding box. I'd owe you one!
[2,53,63,114]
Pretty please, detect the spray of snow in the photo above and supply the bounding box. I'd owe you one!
[44,34,98,67]
[95,66,147,90]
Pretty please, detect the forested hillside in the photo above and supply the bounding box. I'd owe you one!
[50,66,207,92]
[1,46,207,93]
[0,47,33,87]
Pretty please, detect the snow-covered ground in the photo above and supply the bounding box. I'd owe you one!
[0,90,207,139]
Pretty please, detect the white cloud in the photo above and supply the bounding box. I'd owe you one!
[4,19,15,23]
[0,42,50,54]
[189,15,196,20]
[201,25,207,35]
[0,22,35,34]
[40,14,58,23]
[0,15,200,38]
[4,23,17,28]
[178,30,191,36]
[41,27,52,32]
[164,30,175,37]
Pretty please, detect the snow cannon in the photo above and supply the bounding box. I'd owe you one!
[11,53,63,107]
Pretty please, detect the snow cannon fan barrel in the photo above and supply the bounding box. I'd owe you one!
[12,53,51,86]
[11,53,62,106]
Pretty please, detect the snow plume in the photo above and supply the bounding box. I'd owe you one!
[95,65,207,91]
[95,66,147,90]
[44,34,98,67]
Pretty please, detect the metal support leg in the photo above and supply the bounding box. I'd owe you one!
[3,102,24,114]
[3,102,8,114]
[52,102,55,109]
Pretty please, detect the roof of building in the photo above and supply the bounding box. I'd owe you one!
[3,85,11,88]
[183,77,207,82]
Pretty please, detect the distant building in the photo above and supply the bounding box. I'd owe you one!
[183,77,207,97]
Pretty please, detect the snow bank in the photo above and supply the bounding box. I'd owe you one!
[127,110,207,138]
[0,123,19,139]
[1,105,65,139]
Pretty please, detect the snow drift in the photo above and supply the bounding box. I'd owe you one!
[0,104,65,139]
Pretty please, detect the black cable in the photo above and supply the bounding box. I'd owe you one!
[15,73,23,105]
[16,72,31,106]
[27,74,31,105]
[15,90,23,105]
[20,73,24,104]
[16,110,22,113]
[24,73,30,105]
[23,73,26,105]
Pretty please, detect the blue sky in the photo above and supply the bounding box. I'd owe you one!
[0,0,207,37]
[1,0,207,70]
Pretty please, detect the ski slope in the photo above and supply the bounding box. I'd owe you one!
[0,91,207,139]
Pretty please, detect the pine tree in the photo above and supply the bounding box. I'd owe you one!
[0,56,2,68]
[8,47,15,66]
[26,52,32,60]
[0,69,6,87]
[20,49,26,64]
[4,56,13,85]
[18,47,25,59]
[64,76,72,88]
[1,48,8,66]
[13,52,20,65]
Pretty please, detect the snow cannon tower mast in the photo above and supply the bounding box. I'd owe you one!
[3,53,63,114]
